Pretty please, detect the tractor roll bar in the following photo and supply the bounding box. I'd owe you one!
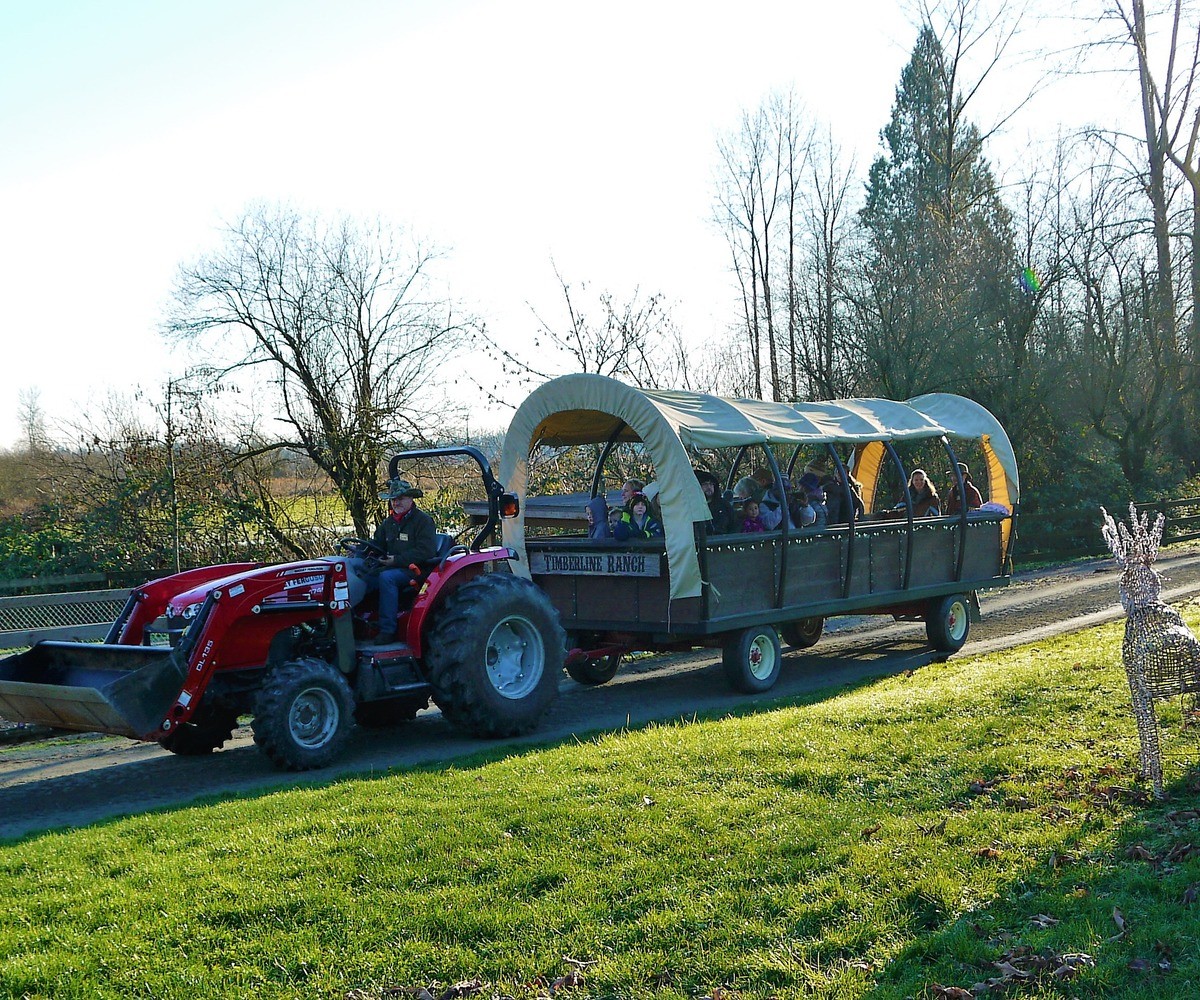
[388,446,511,552]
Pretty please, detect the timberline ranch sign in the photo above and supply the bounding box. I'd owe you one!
[530,551,661,578]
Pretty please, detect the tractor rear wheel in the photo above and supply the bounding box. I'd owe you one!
[160,702,240,756]
[425,574,564,737]
[253,657,354,770]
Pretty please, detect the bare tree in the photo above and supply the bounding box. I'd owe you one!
[715,92,813,400]
[1067,158,1177,486]
[17,387,49,453]
[1101,0,1200,463]
[167,206,472,538]
[794,136,859,399]
[475,263,695,404]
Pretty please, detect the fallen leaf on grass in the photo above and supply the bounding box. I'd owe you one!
[1164,841,1196,863]
[976,846,1002,860]
[860,822,882,840]
[929,986,974,999]
[1029,913,1060,929]
[438,982,484,1000]
[1047,850,1074,870]
[918,817,947,836]
[1108,907,1128,941]
[1125,844,1157,862]
[641,795,656,808]
[993,960,1031,981]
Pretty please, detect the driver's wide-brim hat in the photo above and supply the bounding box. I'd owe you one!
[378,478,424,500]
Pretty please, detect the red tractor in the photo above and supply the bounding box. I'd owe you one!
[0,448,564,770]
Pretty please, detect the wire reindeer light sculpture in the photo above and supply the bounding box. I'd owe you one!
[1100,503,1200,797]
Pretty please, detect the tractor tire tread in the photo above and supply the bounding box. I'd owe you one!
[425,574,563,738]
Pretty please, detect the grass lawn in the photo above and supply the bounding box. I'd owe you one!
[2,612,1199,999]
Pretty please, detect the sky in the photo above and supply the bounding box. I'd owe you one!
[0,1,1126,450]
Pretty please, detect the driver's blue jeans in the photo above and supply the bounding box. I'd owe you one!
[366,566,418,632]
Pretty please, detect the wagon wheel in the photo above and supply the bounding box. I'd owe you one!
[926,594,970,652]
[780,616,824,649]
[566,654,622,686]
[722,626,782,694]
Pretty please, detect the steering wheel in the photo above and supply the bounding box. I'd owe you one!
[338,536,388,560]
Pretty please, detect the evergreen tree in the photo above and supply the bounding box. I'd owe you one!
[855,27,1019,401]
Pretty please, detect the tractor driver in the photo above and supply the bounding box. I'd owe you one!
[367,478,438,644]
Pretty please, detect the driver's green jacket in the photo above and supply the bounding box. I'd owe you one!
[372,505,438,566]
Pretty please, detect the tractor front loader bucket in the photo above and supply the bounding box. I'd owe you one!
[0,641,188,739]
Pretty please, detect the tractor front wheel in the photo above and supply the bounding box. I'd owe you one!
[253,657,355,770]
[160,702,240,756]
[425,574,564,737]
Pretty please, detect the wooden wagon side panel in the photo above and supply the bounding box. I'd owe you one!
[961,519,1004,581]
[782,534,845,607]
[703,538,778,618]
[527,543,701,628]
[908,523,957,588]
[865,526,905,594]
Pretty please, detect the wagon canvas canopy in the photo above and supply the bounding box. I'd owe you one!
[500,374,1019,601]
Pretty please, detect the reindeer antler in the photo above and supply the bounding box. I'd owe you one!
[1100,506,1127,566]
[1101,503,1165,568]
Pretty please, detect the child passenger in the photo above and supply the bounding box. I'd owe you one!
[585,495,612,539]
[741,499,766,533]
[613,492,664,540]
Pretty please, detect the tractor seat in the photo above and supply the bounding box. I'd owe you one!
[424,532,457,571]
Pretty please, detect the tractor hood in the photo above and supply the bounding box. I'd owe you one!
[165,558,344,621]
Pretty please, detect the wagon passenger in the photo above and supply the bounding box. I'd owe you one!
[825,467,864,524]
[613,492,663,540]
[788,488,817,530]
[585,495,612,539]
[896,469,940,518]
[733,476,782,530]
[753,467,792,529]
[943,462,983,515]
[740,498,766,533]
[695,470,734,534]
[609,478,646,530]
[797,473,828,530]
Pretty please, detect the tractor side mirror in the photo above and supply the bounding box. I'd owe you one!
[498,493,520,518]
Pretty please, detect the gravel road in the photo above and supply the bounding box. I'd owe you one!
[4,549,1200,841]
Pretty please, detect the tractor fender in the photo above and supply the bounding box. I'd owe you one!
[405,548,515,659]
